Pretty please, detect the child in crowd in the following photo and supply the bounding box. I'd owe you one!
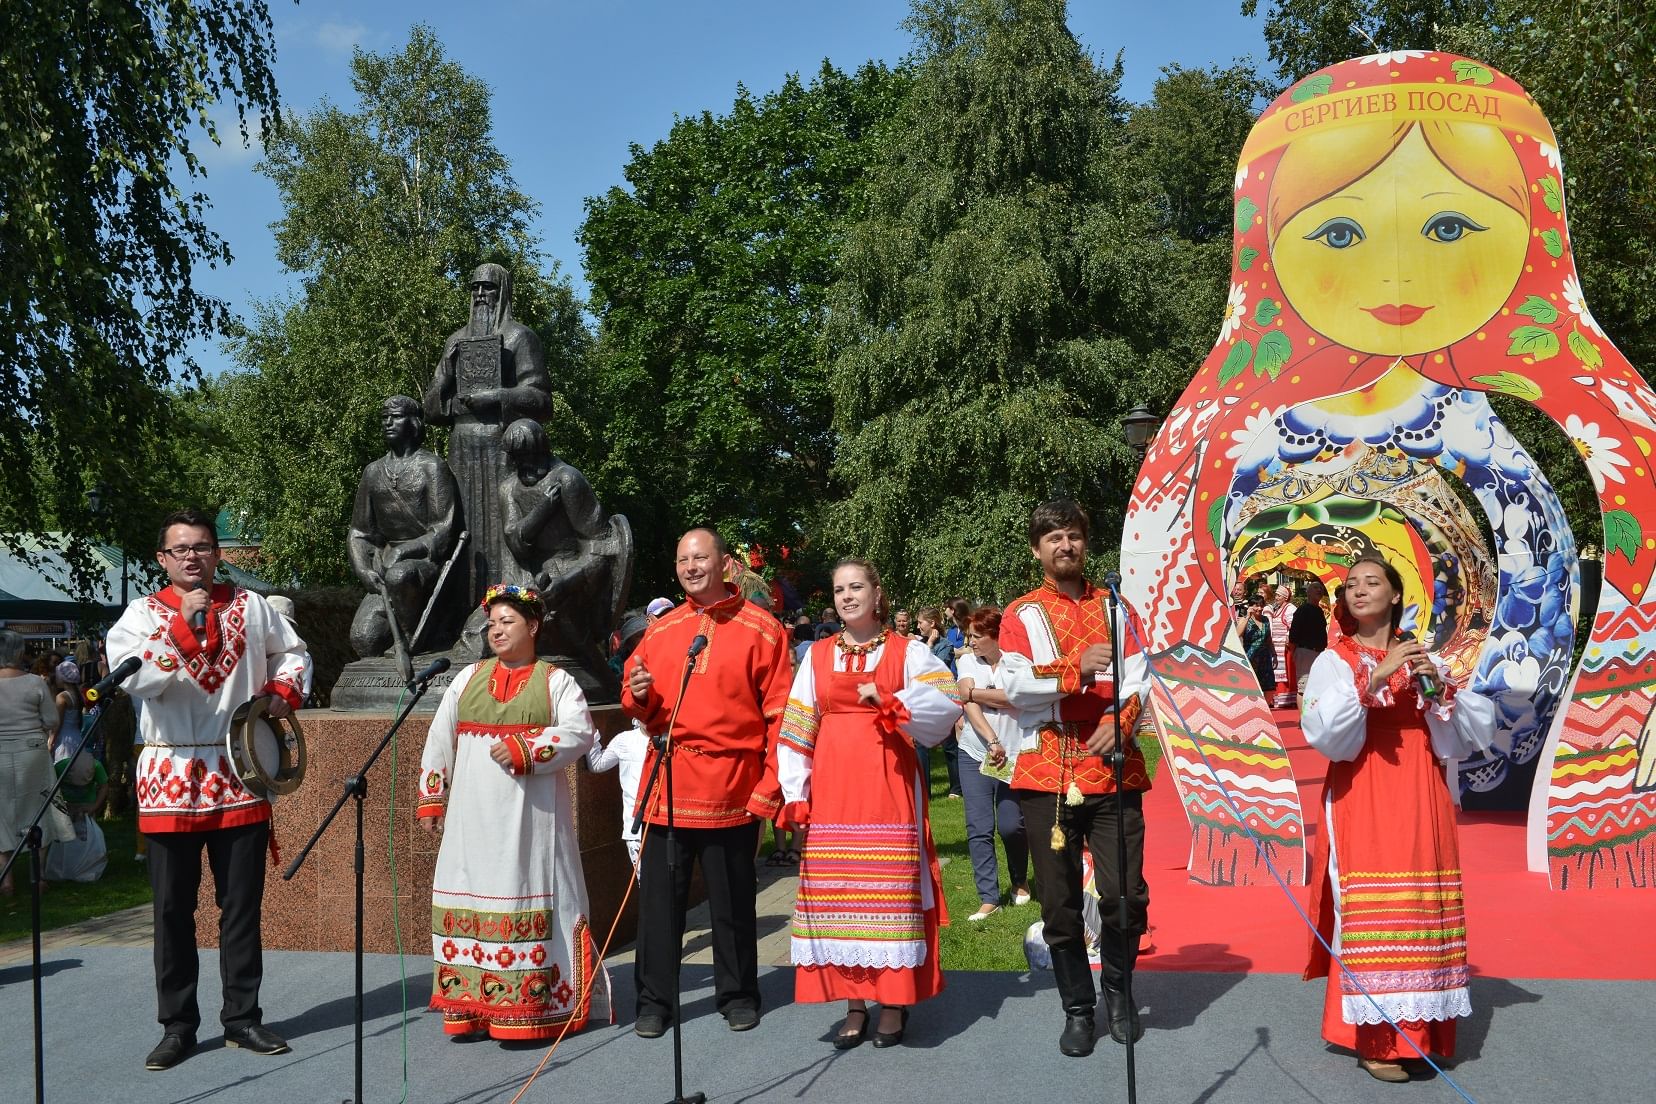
[586,721,650,877]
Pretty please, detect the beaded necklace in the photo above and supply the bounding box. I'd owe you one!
[835,628,888,674]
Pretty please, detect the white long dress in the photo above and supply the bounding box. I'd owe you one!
[417,658,611,1039]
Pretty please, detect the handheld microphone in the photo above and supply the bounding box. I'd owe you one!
[410,656,451,686]
[190,578,208,631]
[1396,630,1440,699]
[1103,570,1122,591]
[84,656,141,703]
[687,634,709,659]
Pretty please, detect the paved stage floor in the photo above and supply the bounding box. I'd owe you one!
[1,946,1649,1103]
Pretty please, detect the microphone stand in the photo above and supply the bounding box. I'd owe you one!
[1104,577,1138,1104]
[0,701,114,1104]
[630,646,706,1104]
[283,668,443,1104]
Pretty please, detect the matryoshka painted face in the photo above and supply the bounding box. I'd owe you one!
[1272,126,1528,356]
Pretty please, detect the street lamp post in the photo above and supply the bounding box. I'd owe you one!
[1122,404,1161,460]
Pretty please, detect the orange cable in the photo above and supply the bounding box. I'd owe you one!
[508,646,698,1102]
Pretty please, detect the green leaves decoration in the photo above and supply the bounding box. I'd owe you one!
[1516,295,1559,324]
[1239,246,1259,271]
[1234,196,1259,233]
[1218,339,1254,384]
[1507,324,1561,360]
[1253,297,1280,325]
[1471,371,1544,401]
[1208,498,1227,546]
[1451,60,1495,85]
[1290,75,1333,101]
[1605,510,1641,564]
[1541,228,1564,257]
[1253,331,1292,378]
[1540,175,1563,214]
[1568,328,1604,369]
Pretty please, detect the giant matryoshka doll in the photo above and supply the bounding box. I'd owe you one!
[1123,51,1656,891]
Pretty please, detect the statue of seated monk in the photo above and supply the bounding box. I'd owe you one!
[497,418,633,683]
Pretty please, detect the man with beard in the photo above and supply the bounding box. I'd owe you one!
[999,499,1151,1057]
[423,263,552,596]
[347,396,462,670]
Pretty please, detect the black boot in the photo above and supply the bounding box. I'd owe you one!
[1101,981,1144,1043]
[1051,948,1096,1057]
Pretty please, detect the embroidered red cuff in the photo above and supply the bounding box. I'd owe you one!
[502,732,532,775]
[416,800,447,819]
[262,680,303,712]
[745,787,782,820]
[873,697,912,738]
[774,800,810,831]
[1034,658,1083,694]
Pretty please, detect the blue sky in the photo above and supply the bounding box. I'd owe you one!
[188,1,1269,374]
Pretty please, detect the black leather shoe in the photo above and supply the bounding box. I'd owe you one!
[833,1008,870,1050]
[870,1006,908,1048]
[223,1024,291,1055]
[1059,1012,1096,1057]
[1101,984,1144,1044]
[634,1013,669,1038]
[145,1032,195,1071]
[724,1006,761,1032]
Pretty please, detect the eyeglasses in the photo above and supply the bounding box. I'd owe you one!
[161,544,218,559]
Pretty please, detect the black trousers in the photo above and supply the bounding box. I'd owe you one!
[634,819,761,1019]
[1017,789,1148,1001]
[148,820,269,1035]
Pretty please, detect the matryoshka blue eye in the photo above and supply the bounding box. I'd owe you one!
[1303,217,1366,249]
[1422,211,1488,243]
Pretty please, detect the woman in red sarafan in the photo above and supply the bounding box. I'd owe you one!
[1301,555,1495,1083]
[774,559,962,1050]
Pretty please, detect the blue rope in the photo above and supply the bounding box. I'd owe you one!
[1110,583,1477,1103]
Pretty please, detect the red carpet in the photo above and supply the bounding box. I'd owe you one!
[1136,710,1656,980]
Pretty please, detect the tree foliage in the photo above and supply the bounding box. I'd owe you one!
[0,1,281,578]
[1239,0,1493,80]
[823,0,1263,601]
[580,61,907,596]
[202,25,589,586]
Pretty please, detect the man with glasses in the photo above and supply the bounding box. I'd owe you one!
[107,508,310,1071]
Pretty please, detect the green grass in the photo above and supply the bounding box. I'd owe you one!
[0,810,153,944]
[933,734,1162,972]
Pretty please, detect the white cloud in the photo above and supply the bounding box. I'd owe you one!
[193,103,271,170]
[316,20,373,55]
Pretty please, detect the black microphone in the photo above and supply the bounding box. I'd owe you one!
[410,656,451,686]
[84,656,141,703]
[190,578,208,631]
[1103,570,1122,592]
[1396,630,1440,699]
[687,634,709,659]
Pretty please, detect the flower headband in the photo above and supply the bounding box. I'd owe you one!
[480,582,546,621]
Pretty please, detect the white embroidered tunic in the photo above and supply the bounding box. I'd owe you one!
[107,584,308,833]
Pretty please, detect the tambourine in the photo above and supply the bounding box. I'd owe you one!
[227,695,307,798]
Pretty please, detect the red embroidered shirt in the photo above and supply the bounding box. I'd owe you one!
[999,578,1151,795]
[621,585,791,828]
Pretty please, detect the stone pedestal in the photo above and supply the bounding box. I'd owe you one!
[195,704,638,956]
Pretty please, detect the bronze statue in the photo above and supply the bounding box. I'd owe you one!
[423,263,553,602]
[497,418,633,687]
[347,396,463,677]
[336,266,634,709]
